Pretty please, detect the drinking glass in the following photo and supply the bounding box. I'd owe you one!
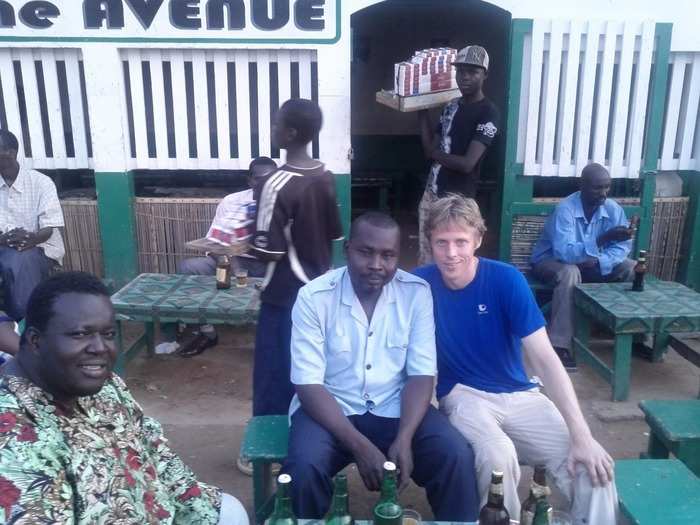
[235,268,248,288]
[402,508,421,525]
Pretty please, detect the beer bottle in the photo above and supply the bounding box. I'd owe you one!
[324,473,354,525]
[478,470,510,525]
[216,255,231,289]
[632,250,648,292]
[265,474,297,525]
[372,462,402,525]
[520,465,553,525]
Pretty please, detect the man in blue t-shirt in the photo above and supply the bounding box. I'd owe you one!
[414,194,617,525]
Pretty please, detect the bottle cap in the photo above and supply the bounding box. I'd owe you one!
[277,474,292,484]
[383,461,397,471]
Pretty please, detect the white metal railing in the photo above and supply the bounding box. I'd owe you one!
[517,19,657,178]
[0,48,92,170]
[659,51,700,171]
[120,48,319,171]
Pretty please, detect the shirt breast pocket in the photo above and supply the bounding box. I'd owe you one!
[386,333,409,372]
[325,332,353,378]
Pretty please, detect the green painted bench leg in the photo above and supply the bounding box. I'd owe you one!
[651,331,670,362]
[114,320,126,376]
[573,308,590,358]
[612,334,634,401]
[677,440,700,478]
[613,334,633,401]
[145,322,155,358]
[253,461,273,524]
[646,432,670,459]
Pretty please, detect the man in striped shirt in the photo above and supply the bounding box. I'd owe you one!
[250,99,343,417]
[0,129,64,321]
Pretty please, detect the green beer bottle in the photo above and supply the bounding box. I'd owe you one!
[520,465,553,525]
[265,474,297,525]
[324,473,354,525]
[478,471,510,525]
[372,462,402,525]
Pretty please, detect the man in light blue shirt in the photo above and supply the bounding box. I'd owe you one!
[531,163,636,369]
[282,212,478,520]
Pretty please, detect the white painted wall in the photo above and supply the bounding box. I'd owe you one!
[351,0,700,51]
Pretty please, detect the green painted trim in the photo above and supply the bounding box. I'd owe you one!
[95,171,139,288]
[642,23,673,172]
[636,172,656,256]
[333,173,350,267]
[499,19,533,261]
[679,172,700,289]
[0,0,341,45]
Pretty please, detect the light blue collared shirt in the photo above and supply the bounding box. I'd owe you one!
[289,267,437,418]
[531,191,631,276]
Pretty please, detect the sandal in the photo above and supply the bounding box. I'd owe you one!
[179,332,218,357]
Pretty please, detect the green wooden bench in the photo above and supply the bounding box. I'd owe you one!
[668,332,700,397]
[239,415,289,524]
[639,399,700,477]
[616,459,700,524]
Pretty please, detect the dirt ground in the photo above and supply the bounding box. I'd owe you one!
[120,322,700,522]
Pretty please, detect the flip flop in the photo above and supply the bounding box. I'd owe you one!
[179,333,218,358]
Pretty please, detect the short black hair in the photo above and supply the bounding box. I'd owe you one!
[0,129,19,151]
[581,162,609,181]
[23,272,111,336]
[349,211,399,241]
[248,156,277,173]
[278,99,323,144]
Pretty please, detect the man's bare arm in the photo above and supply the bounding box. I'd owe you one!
[431,140,487,175]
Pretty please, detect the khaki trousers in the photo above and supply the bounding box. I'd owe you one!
[440,384,618,525]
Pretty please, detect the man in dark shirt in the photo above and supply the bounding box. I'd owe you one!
[250,98,344,416]
[417,45,500,264]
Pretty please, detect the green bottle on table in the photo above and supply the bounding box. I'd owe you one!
[520,465,553,525]
[265,474,297,525]
[324,473,354,525]
[373,462,402,525]
[478,470,510,525]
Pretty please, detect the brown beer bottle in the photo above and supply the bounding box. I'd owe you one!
[632,250,648,292]
[216,255,231,289]
[478,471,510,525]
[520,465,553,525]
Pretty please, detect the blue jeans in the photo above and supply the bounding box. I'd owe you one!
[282,407,480,520]
[0,247,54,320]
[252,301,295,416]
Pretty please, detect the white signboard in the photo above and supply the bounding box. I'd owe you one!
[0,0,340,43]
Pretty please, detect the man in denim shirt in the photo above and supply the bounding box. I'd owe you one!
[531,163,636,369]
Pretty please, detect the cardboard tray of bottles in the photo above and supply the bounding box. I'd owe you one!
[375,88,461,112]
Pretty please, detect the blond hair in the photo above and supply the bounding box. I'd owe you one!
[425,193,487,238]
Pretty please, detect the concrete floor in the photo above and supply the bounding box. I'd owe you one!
[122,325,700,522]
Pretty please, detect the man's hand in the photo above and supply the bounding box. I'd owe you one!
[351,439,387,492]
[5,228,38,251]
[597,226,633,247]
[387,435,413,492]
[567,433,614,486]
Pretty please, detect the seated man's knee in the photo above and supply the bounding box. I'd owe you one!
[615,259,636,282]
[555,264,581,285]
[474,438,519,475]
[178,257,209,275]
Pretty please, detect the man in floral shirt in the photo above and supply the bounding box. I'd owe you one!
[0,271,248,524]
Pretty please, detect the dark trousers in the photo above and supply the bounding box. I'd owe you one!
[252,301,295,416]
[282,407,480,521]
[0,247,54,320]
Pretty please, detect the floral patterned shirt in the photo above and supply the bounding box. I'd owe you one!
[0,374,222,524]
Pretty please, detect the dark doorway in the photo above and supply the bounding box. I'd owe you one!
[350,0,511,264]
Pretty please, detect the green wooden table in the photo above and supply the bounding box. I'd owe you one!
[616,459,700,524]
[573,280,700,401]
[639,399,700,477]
[110,273,261,375]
